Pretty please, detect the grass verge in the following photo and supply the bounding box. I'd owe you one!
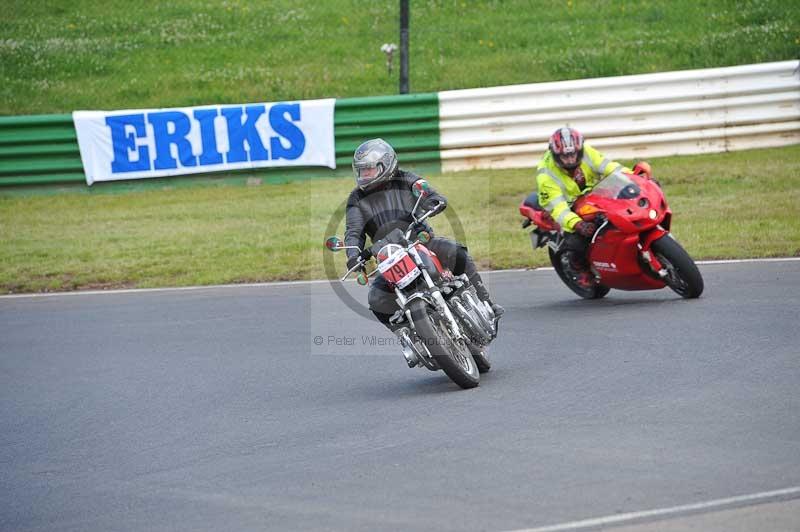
[2,1,798,114]
[1,145,799,294]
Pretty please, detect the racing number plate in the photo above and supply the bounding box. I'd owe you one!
[378,250,421,288]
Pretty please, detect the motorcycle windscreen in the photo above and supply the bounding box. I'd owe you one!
[591,170,640,199]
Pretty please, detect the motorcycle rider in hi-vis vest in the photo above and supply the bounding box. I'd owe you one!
[534,127,641,288]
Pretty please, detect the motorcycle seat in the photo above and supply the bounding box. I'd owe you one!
[523,191,544,211]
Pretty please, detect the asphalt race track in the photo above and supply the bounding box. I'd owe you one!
[2,260,799,532]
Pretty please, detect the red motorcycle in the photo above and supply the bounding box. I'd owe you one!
[519,164,704,299]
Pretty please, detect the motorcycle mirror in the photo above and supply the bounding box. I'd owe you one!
[324,236,343,251]
[633,161,652,179]
[412,179,430,198]
[356,272,369,286]
[417,230,431,244]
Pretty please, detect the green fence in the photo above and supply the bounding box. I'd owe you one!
[0,93,441,192]
[0,114,83,187]
[334,92,440,169]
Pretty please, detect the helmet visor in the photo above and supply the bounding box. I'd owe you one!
[356,165,380,179]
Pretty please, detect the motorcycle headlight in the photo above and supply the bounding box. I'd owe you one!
[376,243,404,264]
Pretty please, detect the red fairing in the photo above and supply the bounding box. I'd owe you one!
[587,231,666,290]
[573,175,670,234]
[641,226,669,252]
[575,172,671,290]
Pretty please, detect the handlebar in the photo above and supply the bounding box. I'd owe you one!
[340,259,378,282]
[416,201,443,224]
[404,201,443,240]
[335,200,444,282]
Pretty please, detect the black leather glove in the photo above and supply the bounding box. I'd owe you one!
[632,161,652,178]
[409,220,425,235]
[633,161,661,187]
[574,220,597,238]
[347,249,371,271]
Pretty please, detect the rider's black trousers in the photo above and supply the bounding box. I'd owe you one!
[563,232,591,268]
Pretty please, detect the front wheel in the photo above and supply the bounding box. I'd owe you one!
[409,300,480,389]
[651,235,704,298]
[549,249,610,300]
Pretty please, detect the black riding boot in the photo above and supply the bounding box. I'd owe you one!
[461,256,505,318]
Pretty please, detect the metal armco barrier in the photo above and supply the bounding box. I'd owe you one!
[438,60,800,172]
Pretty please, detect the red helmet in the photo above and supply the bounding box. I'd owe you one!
[549,127,584,171]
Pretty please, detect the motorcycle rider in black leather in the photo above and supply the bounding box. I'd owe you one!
[344,138,504,330]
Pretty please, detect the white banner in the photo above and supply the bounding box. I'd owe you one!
[73,99,336,185]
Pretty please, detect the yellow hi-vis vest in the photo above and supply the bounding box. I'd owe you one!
[535,143,630,232]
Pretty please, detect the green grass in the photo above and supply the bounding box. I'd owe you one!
[2,146,798,293]
[1,2,797,294]
[2,0,798,114]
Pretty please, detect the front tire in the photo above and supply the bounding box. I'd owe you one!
[549,248,610,300]
[409,300,480,389]
[651,235,704,298]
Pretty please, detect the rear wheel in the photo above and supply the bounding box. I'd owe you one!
[452,297,493,346]
[409,300,479,389]
[549,249,610,300]
[468,344,491,373]
[651,235,704,298]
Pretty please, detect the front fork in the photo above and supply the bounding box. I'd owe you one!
[395,255,465,342]
[424,270,464,340]
[639,227,670,278]
[393,271,462,371]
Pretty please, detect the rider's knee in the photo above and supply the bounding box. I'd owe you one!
[453,245,470,275]
[430,237,470,275]
[564,232,589,253]
[368,287,396,314]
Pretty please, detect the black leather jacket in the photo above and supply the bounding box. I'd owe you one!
[344,169,447,261]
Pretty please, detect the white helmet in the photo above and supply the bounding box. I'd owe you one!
[352,138,398,191]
